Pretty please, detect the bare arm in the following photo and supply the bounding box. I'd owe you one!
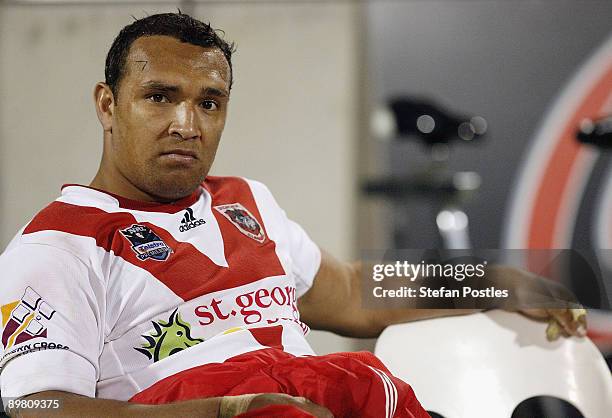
[7,391,222,418]
[298,250,480,338]
[9,391,333,418]
[298,250,586,339]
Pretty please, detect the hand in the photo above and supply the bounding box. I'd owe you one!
[519,307,588,340]
[488,265,588,340]
[246,393,333,418]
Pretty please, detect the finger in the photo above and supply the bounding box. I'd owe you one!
[287,397,334,418]
[551,309,577,335]
[580,312,588,332]
[547,317,574,340]
[546,320,562,341]
[570,308,588,336]
[563,308,588,336]
[549,309,579,336]
[220,394,260,418]
[570,308,587,321]
[248,394,334,418]
[300,402,334,418]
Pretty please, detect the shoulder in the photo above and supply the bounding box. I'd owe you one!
[15,199,121,263]
[23,200,104,235]
[0,241,89,285]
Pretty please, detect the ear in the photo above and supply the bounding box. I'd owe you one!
[94,82,115,133]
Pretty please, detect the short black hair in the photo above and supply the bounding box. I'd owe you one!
[105,12,235,99]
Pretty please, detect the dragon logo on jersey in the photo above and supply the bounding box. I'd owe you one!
[214,203,266,243]
[1,287,55,350]
[120,224,172,261]
[135,309,203,362]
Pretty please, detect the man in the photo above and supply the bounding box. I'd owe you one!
[0,13,585,418]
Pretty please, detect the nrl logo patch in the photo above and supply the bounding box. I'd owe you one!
[120,224,172,262]
[135,309,203,362]
[214,203,266,243]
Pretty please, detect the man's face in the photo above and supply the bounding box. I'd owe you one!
[109,35,230,201]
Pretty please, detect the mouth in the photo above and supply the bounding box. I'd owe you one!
[160,149,199,163]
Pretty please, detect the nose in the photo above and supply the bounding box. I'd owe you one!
[169,102,201,140]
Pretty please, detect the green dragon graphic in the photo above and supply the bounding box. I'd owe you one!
[135,309,203,362]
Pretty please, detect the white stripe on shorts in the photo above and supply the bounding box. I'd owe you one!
[368,366,398,418]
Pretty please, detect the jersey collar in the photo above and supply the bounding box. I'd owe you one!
[61,184,202,213]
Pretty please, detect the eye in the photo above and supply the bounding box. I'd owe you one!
[200,100,219,111]
[147,94,169,103]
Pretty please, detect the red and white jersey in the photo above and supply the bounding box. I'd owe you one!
[0,176,321,401]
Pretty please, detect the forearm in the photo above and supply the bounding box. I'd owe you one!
[11,391,333,418]
[10,391,221,418]
[364,264,583,337]
[300,253,483,338]
[301,251,585,340]
[361,264,546,334]
[354,258,485,336]
[358,261,554,335]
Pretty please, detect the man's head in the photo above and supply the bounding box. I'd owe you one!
[105,12,235,99]
[93,13,235,202]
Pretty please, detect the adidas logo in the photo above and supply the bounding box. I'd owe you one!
[179,208,206,232]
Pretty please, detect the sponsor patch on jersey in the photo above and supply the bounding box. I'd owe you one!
[214,203,266,243]
[120,224,173,261]
[179,207,206,232]
[135,309,203,362]
[1,287,56,350]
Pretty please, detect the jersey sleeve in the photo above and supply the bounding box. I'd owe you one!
[0,243,104,400]
[246,179,322,298]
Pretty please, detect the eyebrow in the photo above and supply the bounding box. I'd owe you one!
[202,87,229,98]
[139,82,228,98]
[140,81,179,93]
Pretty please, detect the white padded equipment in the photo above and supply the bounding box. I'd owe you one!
[375,310,612,418]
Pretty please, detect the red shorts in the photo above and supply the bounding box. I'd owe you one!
[130,348,430,418]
